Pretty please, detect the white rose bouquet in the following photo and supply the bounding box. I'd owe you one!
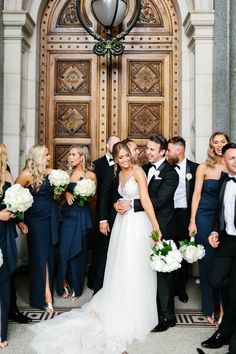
[0,249,3,268]
[48,169,70,201]
[3,183,34,220]
[179,233,205,263]
[73,178,96,207]
[150,233,182,272]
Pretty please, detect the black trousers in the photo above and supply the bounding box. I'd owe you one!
[157,272,175,321]
[173,208,190,294]
[209,232,236,342]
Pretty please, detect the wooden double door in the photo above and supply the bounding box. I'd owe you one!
[39,0,180,167]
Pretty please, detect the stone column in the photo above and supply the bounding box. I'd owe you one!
[212,0,230,134]
[184,11,215,163]
[0,0,4,140]
[2,10,35,177]
[229,0,236,141]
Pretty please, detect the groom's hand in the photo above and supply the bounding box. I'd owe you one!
[116,200,131,214]
[99,221,110,236]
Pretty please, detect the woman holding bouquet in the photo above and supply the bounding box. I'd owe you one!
[189,132,229,325]
[0,144,19,348]
[30,142,160,354]
[16,145,61,313]
[57,145,96,300]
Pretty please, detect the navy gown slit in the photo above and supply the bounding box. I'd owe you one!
[0,182,18,342]
[24,176,61,309]
[57,181,92,297]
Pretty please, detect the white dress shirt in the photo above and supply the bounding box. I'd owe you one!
[147,157,166,184]
[106,154,114,166]
[224,177,236,236]
[174,158,187,208]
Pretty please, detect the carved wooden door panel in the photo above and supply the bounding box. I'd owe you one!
[39,0,179,166]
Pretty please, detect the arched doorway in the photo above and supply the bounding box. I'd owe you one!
[39,0,180,167]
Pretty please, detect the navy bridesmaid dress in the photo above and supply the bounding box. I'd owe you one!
[0,182,18,342]
[57,181,92,297]
[196,179,220,316]
[24,175,61,309]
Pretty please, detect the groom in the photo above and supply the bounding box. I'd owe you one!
[134,134,179,332]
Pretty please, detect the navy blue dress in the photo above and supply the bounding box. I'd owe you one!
[24,175,61,309]
[0,182,18,342]
[196,179,220,316]
[57,181,92,297]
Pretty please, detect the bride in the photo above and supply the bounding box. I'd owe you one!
[30,141,160,354]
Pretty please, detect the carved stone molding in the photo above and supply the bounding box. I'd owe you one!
[138,0,163,26]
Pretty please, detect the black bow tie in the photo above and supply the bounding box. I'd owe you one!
[109,158,114,162]
[174,164,180,170]
[151,164,157,169]
[226,175,236,183]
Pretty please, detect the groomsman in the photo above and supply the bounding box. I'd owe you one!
[201,143,236,351]
[87,135,120,293]
[167,136,198,303]
[134,134,179,332]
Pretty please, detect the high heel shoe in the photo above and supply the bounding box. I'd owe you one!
[44,302,54,314]
[206,314,215,325]
[0,340,8,349]
[62,285,71,299]
[215,316,222,329]
[70,290,79,301]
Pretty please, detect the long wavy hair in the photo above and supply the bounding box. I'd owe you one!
[112,141,135,175]
[0,144,8,196]
[23,144,48,191]
[67,145,93,175]
[206,131,230,167]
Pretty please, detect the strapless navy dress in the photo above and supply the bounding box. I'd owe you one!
[0,182,18,342]
[196,179,220,316]
[57,181,92,297]
[24,176,61,309]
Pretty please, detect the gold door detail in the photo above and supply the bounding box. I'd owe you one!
[39,0,180,165]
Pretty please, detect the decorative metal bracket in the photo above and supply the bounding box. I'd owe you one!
[76,0,141,63]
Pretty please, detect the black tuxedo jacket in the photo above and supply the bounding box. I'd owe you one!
[93,155,118,226]
[213,172,236,233]
[134,160,179,239]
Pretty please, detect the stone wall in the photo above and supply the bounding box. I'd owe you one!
[0,0,3,140]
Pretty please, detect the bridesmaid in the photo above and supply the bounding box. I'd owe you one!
[16,145,61,313]
[57,145,96,300]
[189,132,230,324]
[0,144,25,348]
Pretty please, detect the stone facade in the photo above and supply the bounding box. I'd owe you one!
[0,0,216,177]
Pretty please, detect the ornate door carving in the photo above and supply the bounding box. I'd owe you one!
[39,0,180,166]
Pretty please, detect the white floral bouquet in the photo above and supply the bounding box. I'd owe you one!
[3,183,34,220]
[179,234,205,263]
[0,249,3,268]
[149,230,182,272]
[48,169,70,201]
[73,178,96,207]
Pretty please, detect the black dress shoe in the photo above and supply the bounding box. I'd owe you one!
[178,291,189,303]
[9,309,32,323]
[201,331,226,349]
[151,319,176,332]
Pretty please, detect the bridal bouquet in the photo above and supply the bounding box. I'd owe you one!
[179,234,205,263]
[0,249,3,268]
[73,178,96,207]
[48,169,70,201]
[3,183,34,220]
[150,238,182,273]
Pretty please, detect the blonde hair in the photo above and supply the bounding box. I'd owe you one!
[24,144,48,190]
[206,131,230,167]
[67,145,93,175]
[0,144,7,196]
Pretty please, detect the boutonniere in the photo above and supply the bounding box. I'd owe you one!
[154,170,162,180]
[186,173,192,181]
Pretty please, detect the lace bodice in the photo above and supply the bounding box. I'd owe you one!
[118,176,140,200]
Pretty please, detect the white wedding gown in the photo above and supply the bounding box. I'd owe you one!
[30,176,158,354]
